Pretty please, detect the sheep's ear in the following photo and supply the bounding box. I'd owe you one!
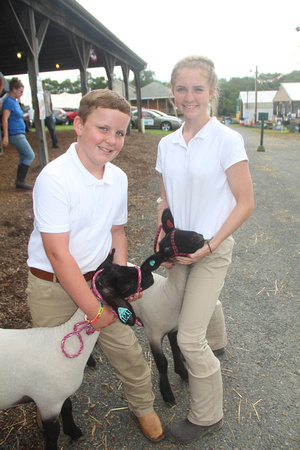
[140,253,167,272]
[106,297,137,327]
[162,209,175,234]
[95,248,115,271]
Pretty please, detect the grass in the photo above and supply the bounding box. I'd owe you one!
[230,124,291,136]
[33,124,297,138]
[131,129,172,137]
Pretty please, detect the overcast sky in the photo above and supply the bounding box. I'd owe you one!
[17,0,300,91]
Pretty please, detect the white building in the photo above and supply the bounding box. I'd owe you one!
[238,91,277,124]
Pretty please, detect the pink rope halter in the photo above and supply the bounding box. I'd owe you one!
[154,225,189,260]
[61,320,95,359]
[61,265,143,358]
[91,266,143,326]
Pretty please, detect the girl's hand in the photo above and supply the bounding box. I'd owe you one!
[175,243,212,265]
[127,291,143,303]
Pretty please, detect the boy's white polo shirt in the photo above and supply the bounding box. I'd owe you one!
[28,143,128,273]
[156,117,248,239]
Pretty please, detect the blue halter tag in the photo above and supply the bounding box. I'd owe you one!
[149,259,155,267]
[118,307,132,324]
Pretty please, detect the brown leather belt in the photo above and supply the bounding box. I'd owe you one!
[30,267,95,283]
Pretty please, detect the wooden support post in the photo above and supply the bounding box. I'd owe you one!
[69,34,91,96]
[121,64,131,135]
[22,6,48,167]
[103,53,116,90]
[7,1,49,167]
[134,70,143,133]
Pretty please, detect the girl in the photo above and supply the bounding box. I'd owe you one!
[156,56,254,444]
[2,78,35,189]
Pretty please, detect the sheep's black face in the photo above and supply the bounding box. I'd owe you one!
[94,264,154,327]
[95,265,140,299]
[159,229,204,258]
[174,230,205,254]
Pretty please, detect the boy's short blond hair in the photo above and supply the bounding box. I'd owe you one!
[78,89,131,123]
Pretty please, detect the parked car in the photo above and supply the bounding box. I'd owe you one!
[63,107,78,124]
[131,110,182,131]
[53,108,68,125]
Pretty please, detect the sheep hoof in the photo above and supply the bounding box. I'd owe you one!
[86,354,97,369]
[162,392,176,404]
[176,367,188,380]
[68,426,83,441]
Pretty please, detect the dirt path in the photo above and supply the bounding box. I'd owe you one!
[0,127,299,449]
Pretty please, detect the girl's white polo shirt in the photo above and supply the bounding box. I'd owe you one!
[156,117,248,239]
[27,143,127,273]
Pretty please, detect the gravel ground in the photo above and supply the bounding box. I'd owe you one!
[0,126,299,449]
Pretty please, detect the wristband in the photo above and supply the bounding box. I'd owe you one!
[85,302,104,324]
[207,242,213,253]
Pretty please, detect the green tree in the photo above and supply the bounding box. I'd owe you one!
[42,78,60,94]
[88,75,107,90]
[129,70,156,87]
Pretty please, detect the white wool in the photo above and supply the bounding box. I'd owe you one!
[0,308,99,419]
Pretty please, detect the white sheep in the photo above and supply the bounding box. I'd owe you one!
[0,308,98,450]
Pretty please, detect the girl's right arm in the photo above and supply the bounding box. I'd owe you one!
[2,109,10,147]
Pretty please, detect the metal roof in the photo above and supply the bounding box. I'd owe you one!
[279,83,300,101]
[129,81,172,100]
[239,91,277,104]
[0,0,147,77]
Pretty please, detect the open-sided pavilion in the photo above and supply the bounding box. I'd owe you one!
[0,0,146,166]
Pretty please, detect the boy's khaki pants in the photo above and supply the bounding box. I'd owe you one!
[26,272,154,418]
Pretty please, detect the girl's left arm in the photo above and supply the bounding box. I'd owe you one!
[176,160,254,264]
[210,160,254,251]
[111,224,142,301]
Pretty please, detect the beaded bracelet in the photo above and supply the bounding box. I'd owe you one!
[207,242,213,253]
[85,302,104,324]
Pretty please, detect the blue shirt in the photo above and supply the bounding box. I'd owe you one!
[2,95,25,135]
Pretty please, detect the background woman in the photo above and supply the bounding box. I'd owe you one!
[156,55,254,444]
[2,77,35,189]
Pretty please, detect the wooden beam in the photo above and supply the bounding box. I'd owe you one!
[5,0,34,55]
[69,34,91,95]
[121,64,131,135]
[102,53,116,90]
[134,70,143,133]
[36,19,50,56]
[20,5,49,168]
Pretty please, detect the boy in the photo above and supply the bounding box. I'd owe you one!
[26,89,164,442]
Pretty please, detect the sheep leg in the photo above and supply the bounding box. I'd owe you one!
[61,397,83,441]
[87,352,97,368]
[150,340,175,404]
[41,418,60,450]
[167,331,188,380]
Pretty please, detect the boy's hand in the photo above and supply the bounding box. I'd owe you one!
[92,304,117,330]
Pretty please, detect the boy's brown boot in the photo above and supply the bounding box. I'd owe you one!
[137,411,164,442]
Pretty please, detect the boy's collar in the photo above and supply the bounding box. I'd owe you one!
[69,143,114,186]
